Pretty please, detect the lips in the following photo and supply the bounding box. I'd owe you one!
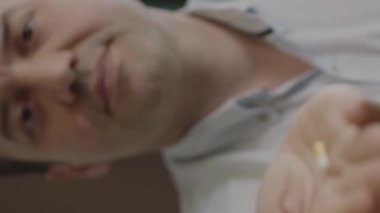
[95,45,114,114]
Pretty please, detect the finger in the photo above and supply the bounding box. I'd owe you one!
[312,185,373,213]
[340,158,380,200]
[340,188,374,213]
[300,85,362,144]
[325,160,380,212]
[310,85,380,127]
[340,124,380,162]
[309,85,363,117]
[347,100,380,127]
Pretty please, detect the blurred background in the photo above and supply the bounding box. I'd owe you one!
[141,0,186,9]
[0,1,187,213]
[0,154,178,213]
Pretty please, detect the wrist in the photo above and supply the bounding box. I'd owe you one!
[258,146,319,213]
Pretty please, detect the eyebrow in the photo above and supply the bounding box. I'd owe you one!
[0,100,11,141]
[0,5,26,58]
[1,10,11,56]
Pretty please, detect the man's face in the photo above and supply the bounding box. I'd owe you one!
[0,0,182,163]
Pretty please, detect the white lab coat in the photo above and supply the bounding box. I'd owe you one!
[163,1,380,212]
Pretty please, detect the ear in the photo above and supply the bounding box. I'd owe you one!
[45,162,111,180]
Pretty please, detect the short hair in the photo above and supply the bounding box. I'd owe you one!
[0,159,49,176]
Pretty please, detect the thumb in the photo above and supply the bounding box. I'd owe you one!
[347,100,380,127]
[311,85,380,128]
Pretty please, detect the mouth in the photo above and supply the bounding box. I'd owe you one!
[94,44,115,115]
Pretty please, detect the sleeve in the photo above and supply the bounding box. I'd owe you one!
[182,0,273,36]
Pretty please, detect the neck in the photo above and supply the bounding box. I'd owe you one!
[152,9,312,147]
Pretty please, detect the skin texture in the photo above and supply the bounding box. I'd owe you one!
[1,0,379,211]
[258,85,380,213]
[0,0,216,177]
[0,0,310,170]
[0,0,256,166]
[0,0,187,164]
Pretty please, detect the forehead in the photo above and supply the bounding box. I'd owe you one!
[0,0,144,18]
[0,0,30,12]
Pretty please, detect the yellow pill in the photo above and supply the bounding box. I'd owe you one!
[313,140,329,170]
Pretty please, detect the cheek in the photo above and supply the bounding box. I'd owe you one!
[36,0,125,41]
[38,0,152,34]
[38,111,106,151]
[35,0,148,53]
[39,3,109,33]
[38,0,140,27]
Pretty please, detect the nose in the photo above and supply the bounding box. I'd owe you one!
[9,52,77,104]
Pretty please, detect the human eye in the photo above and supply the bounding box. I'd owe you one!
[21,18,33,44]
[19,104,35,139]
[16,15,35,56]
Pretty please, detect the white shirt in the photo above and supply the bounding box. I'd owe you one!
[185,0,380,84]
[163,1,380,213]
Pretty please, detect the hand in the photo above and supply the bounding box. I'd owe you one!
[305,86,380,213]
[258,85,380,213]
